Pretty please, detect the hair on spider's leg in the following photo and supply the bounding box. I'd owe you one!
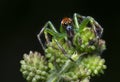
[37,21,58,50]
[54,39,74,62]
[73,13,85,28]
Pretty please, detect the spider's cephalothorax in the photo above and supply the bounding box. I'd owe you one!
[61,17,74,40]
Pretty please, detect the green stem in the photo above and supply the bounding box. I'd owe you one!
[46,60,73,82]
[59,60,74,74]
[46,53,83,82]
[46,72,59,82]
[80,78,90,82]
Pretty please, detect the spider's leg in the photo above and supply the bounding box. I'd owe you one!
[37,21,58,50]
[73,16,101,49]
[73,13,85,28]
[74,13,103,37]
[87,16,103,39]
[54,39,74,62]
[93,18,103,38]
[75,16,102,39]
[55,38,88,62]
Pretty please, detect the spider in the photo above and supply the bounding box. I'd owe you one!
[37,13,103,61]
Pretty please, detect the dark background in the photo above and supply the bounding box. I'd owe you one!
[0,0,120,82]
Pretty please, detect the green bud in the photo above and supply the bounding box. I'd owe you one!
[20,51,48,82]
[29,72,35,77]
[35,75,41,80]
[26,75,32,81]
[48,62,54,70]
[32,78,37,82]
[36,70,42,75]
[81,55,106,76]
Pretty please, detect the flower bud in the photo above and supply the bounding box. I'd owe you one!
[20,51,48,82]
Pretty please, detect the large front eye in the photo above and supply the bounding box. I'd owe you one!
[65,25,74,39]
[66,25,72,31]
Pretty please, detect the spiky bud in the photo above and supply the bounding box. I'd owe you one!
[20,51,48,82]
[61,64,91,82]
[81,55,107,76]
[73,27,96,53]
[45,39,74,69]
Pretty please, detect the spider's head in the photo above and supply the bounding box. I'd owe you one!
[61,17,72,26]
[61,17,74,39]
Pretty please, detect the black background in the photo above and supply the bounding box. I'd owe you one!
[0,0,120,82]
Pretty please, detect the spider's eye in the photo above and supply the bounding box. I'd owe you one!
[66,25,72,31]
[66,25,74,39]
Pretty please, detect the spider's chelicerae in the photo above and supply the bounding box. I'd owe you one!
[37,13,103,61]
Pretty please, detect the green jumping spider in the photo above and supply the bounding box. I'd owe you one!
[37,13,104,60]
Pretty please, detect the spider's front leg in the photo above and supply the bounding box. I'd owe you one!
[37,20,74,62]
[87,16,103,38]
[73,13,103,53]
[74,13,103,39]
[73,13,91,48]
[37,21,58,50]
[73,13,86,29]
